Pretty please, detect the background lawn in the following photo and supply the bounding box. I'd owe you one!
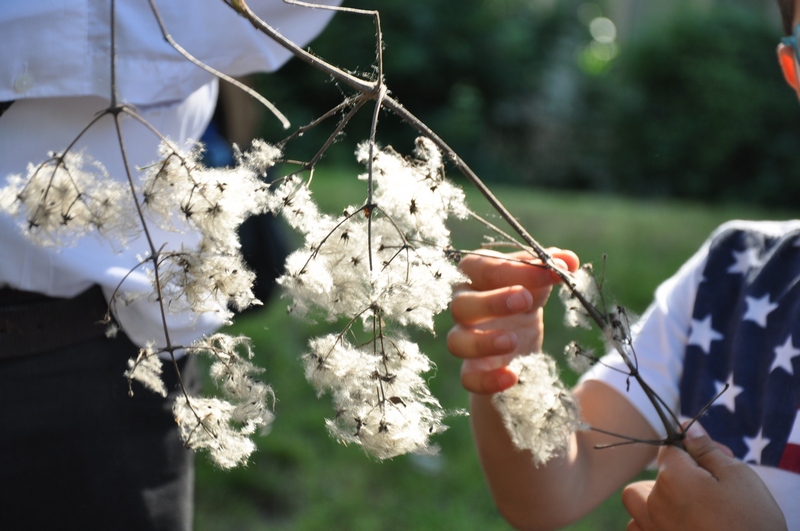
[194,167,792,530]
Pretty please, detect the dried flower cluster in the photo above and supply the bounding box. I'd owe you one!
[141,140,280,320]
[123,333,276,469]
[0,136,282,468]
[174,334,275,468]
[124,342,168,397]
[0,151,137,247]
[559,264,601,330]
[492,354,581,466]
[0,127,616,468]
[275,137,469,458]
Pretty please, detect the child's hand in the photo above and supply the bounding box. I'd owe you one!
[447,248,579,395]
[622,422,787,531]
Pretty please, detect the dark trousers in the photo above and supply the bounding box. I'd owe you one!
[0,332,197,530]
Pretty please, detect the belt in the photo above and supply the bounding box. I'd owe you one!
[0,286,110,359]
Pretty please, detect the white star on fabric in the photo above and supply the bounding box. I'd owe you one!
[687,315,724,354]
[743,428,771,464]
[714,373,744,414]
[770,336,800,375]
[742,294,779,328]
[727,248,762,275]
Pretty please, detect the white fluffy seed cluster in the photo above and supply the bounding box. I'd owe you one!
[492,354,582,466]
[277,138,468,458]
[124,342,168,398]
[123,334,275,469]
[0,151,138,247]
[563,340,597,374]
[0,139,281,321]
[141,139,281,320]
[559,263,600,330]
[174,334,275,469]
[1,139,282,467]
[306,334,447,459]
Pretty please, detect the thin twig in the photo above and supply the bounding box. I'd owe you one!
[229,0,685,447]
[149,0,290,128]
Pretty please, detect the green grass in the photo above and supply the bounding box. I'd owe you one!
[195,168,794,530]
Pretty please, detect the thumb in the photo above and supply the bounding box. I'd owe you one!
[681,421,734,475]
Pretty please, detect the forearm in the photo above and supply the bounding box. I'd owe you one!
[470,381,659,531]
[449,251,658,528]
[470,393,591,531]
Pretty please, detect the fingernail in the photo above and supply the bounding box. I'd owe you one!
[493,332,517,352]
[685,421,707,440]
[507,291,532,312]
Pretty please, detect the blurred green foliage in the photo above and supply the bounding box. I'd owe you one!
[572,5,800,206]
[253,1,800,207]
[253,0,582,176]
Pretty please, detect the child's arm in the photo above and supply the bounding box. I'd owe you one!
[450,250,787,531]
[469,381,657,530]
[449,250,659,530]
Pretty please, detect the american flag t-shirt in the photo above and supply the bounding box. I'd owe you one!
[780,408,800,472]
[679,226,800,475]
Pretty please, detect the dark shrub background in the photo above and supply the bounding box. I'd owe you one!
[252,1,800,206]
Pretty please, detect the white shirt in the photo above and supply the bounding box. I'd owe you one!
[0,0,339,105]
[0,0,339,348]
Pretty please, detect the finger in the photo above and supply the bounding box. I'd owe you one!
[622,480,655,531]
[451,286,534,326]
[715,441,735,458]
[458,252,563,292]
[680,421,737,476]
[656,422,732,479]
[447,326,518,359]
[551,248,580,272]
[459,248,579,292]
[460,364,518,394]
